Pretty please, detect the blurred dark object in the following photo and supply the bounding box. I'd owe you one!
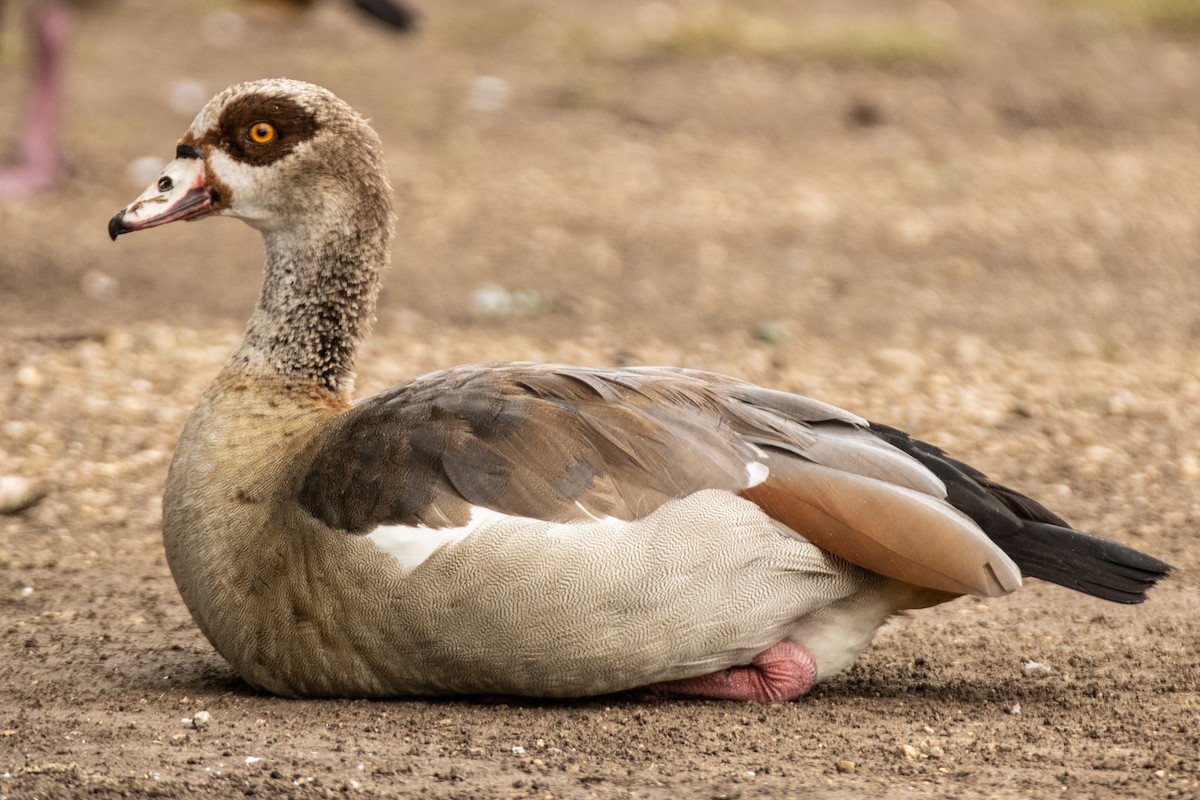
[260,0,417,30]
[846,98,884,128]
[351,0,417,31]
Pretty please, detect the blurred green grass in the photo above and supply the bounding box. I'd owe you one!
[619,10,961,71]
[1060,0,1200,36]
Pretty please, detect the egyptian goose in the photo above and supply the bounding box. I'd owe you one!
[108,79,1171,701]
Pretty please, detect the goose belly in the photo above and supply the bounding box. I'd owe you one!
[355,490,874,698]
[786,577,901,682]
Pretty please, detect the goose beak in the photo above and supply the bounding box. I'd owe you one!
[108,155,215,240]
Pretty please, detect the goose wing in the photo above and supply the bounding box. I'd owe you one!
[299,363,1021,597]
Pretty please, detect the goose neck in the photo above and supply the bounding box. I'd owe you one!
[233,219,388,397]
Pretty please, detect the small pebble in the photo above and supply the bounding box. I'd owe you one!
[469,284,553,318]
[1008,703,1021,715]
[836,759,856,773]
[467,76,511,112]
[1179,454,1200,481]
[471,283,511,315]
[82,271,120,301]
[751,320,788,345]
[1106,389,1136,416]
[900,744,920,760]
[14,366,42,389]
[1022,660,1052,675]
[0,476,44,515]
[184,709,213,729]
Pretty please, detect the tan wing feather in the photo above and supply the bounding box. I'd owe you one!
[742,458,1021,597]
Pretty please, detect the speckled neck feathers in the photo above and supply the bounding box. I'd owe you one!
[236,203,391,396]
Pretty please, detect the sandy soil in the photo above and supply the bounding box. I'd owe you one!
[1,1,1198,797]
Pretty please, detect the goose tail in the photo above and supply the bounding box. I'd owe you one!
[996,521,1172,604]
[866,422,1173,603]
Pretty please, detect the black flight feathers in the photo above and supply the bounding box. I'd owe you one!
[867,422,1173,604]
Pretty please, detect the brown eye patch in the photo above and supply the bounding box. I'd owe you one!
[195,93,320,167]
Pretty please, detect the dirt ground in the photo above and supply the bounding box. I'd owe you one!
[1,0,1198,797]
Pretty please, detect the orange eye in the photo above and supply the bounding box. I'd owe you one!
[247,122,276,144]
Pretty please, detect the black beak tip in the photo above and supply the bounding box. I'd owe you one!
[108,211,126,241]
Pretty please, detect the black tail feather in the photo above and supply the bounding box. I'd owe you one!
[867,422,1173,604]
[1004,522,1172,604]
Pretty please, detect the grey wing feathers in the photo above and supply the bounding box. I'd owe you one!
[297,363,904,532]
[300,364,770,530]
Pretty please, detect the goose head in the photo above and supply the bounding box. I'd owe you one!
[109,79,396,396]
[109,78,392,239]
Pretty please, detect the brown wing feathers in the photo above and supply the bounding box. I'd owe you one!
[299,365,761,529]
[298,364,1170,602]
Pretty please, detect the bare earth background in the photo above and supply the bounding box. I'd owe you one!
[1,1,1199,797]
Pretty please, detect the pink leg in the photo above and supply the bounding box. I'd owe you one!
[0,0,72,197]
[640,641,817,703]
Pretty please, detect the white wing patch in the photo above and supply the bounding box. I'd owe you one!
[367,505,515,570]
[366,487,791,572]
[573,501,619,523]
[367,503,634,569]
[745,461,770,488]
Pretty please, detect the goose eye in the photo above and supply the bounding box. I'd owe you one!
[247,122,277,144]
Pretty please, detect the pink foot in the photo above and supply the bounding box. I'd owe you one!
[641,641,817,703]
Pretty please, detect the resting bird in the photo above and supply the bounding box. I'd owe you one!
[108,79,1171,701]
[0,0,416,197]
